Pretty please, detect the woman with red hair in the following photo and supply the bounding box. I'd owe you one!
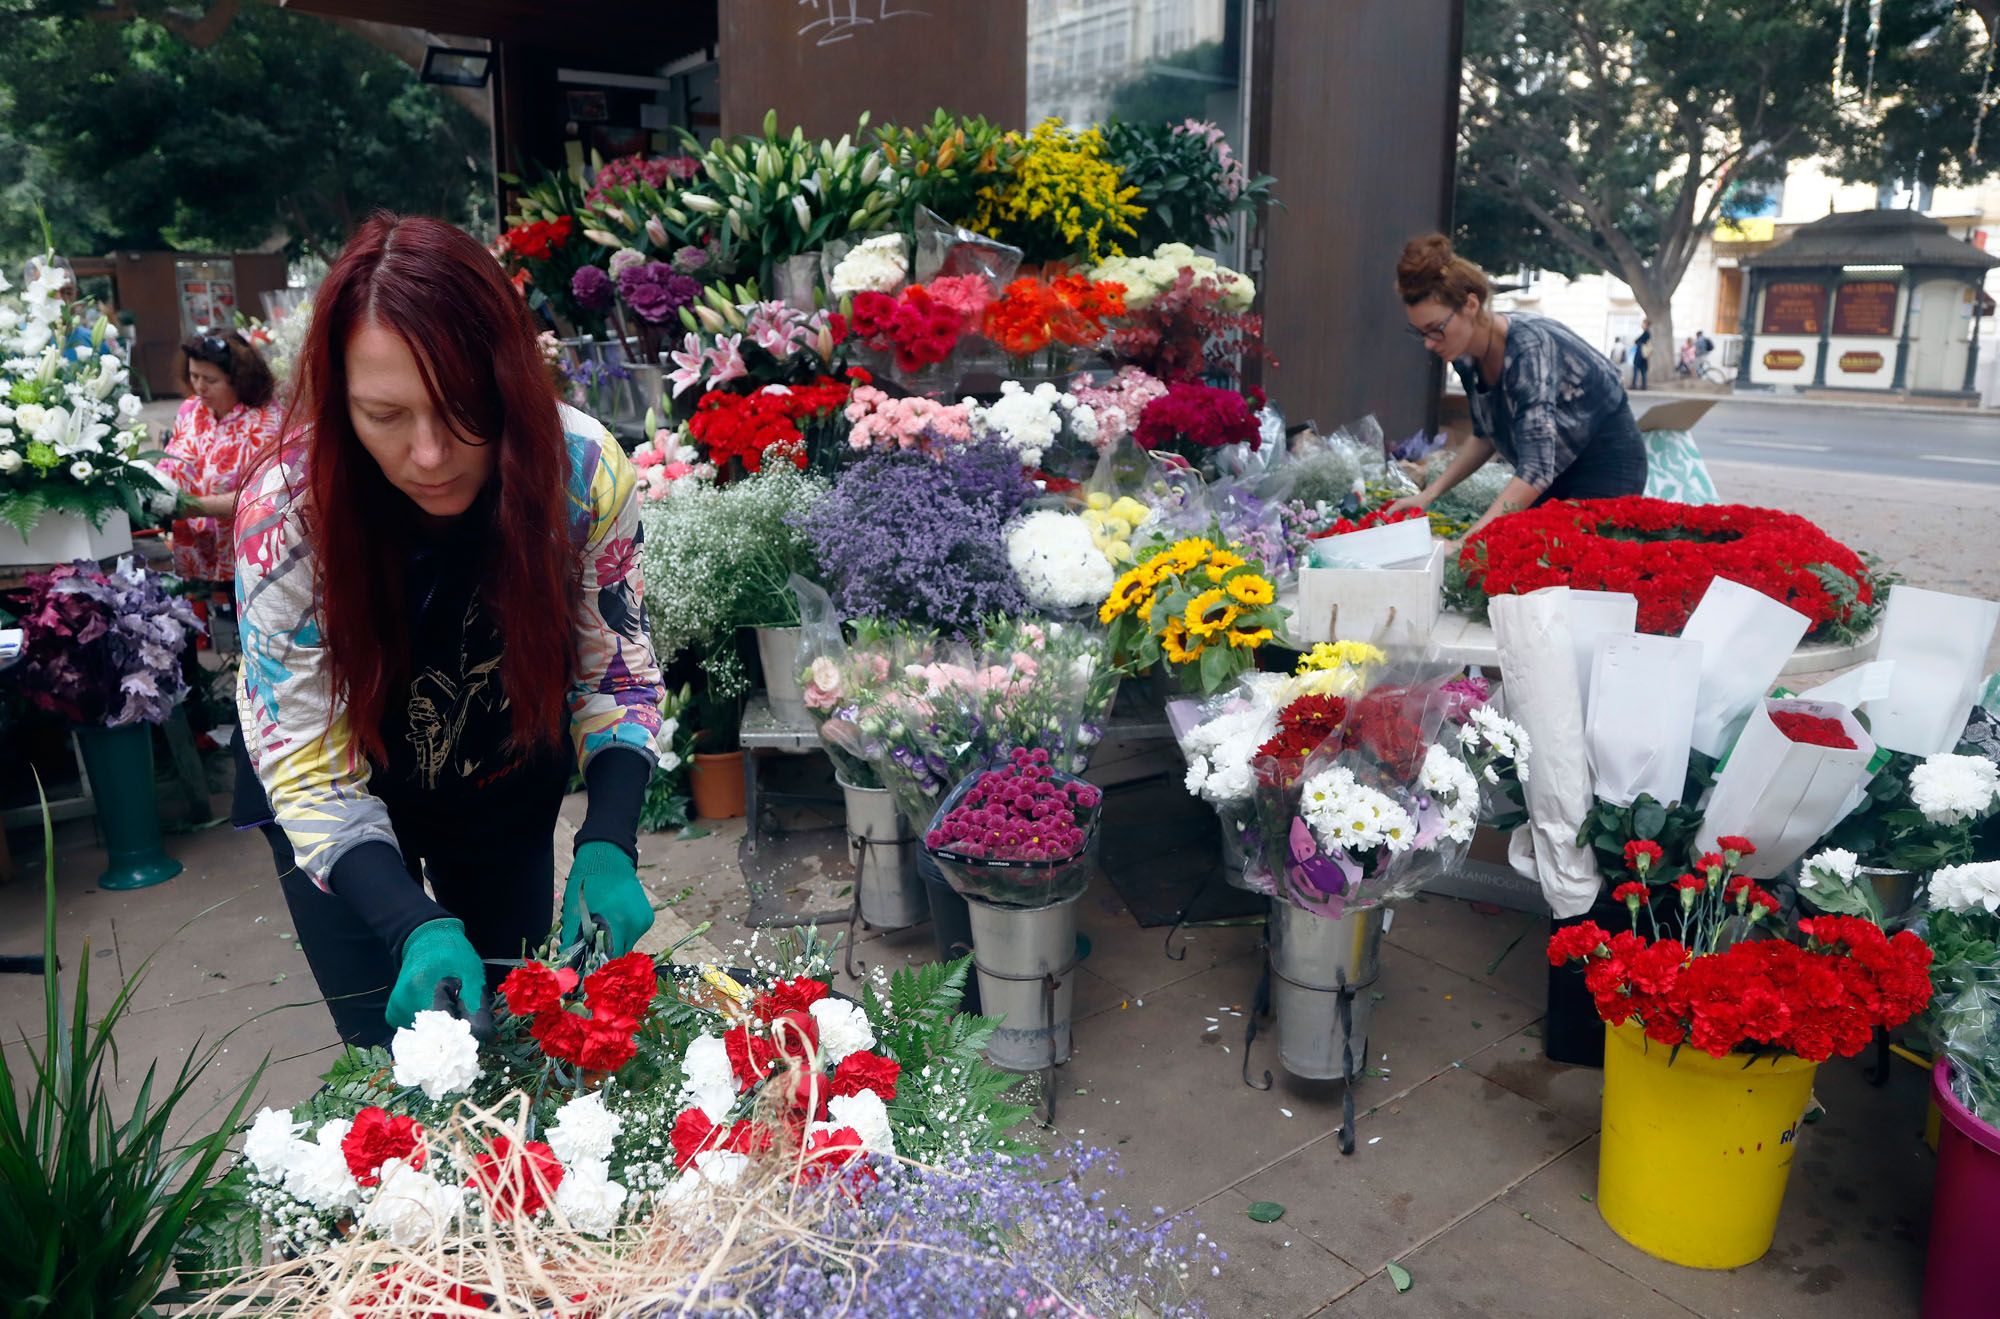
[232,213,665,1047]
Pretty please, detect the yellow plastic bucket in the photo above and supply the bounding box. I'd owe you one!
[1597,1022,1819,1269]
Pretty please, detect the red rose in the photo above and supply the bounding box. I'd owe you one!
[767,1009,821,1067]
[1622,840,1665,875]
[499,962,577,1018]
[753,977,831,1022]
[724,1024,779,1089]
[829,1051,901,1102]
[341,1106,428,1187]
[777,1065,830,1123]
[467,1137,564,1220]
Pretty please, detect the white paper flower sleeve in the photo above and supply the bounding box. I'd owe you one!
[1697,698,1877,879]
[1680,578,1810,758]
[1864,586,2000,755]
[1490,589,1601,918]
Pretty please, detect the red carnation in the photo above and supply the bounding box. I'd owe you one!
[802,1124,867,1171]
[467,1137,564,1220]
[724,1118,776,1158]
[1696,852,1727,878]
[1612,881,1648,906]
[573,1020,640,1074]
[753,976,832,1022]
[530,1008,588,1064]
[724,1023,779,1089]
[1715,836,1757,858]
[499,962,577,1018]
[671,1108,725,1170]
[1622,840,1665,875]
[829,1050,901,1102]
[583,952,657,1028]
[1674,874,1705,893]
[341,1107,428,1187]
[1548,922,1611,966]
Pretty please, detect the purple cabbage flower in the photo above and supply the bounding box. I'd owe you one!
[570,264,614,312]
[618,262,701,324]
[671,244,711,276]
[9,560,200,727]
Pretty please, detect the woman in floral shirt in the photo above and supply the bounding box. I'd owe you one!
[157,330,282,582]
[232,216,666,1048]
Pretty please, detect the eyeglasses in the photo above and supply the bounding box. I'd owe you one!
[194,333,232,363]
[1404,308,1460,345]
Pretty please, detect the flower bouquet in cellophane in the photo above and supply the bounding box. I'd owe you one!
[1099,533,1289,697]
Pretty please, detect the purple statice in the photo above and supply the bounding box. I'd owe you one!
[569,263,614,312]
[9,559,200,727]
[618,261,701,324]
[657,1145,1221,1317]
[796,446,1034,635]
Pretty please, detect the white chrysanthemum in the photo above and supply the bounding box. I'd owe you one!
[808,998,876,1066]
[390,1010,482,1101]
[1181,702,1278,806]
[547,1090,623,1166]
[827,1090,896,1156]
[281,1135,359,1213]
[1930,861,2000,915]
[1910,754,2000,827]
[1798,848,1860,890]
[1420,744,1478,805]
[553,1157,628,1235]
[1005,510,1116,609]
[828,233,908,299]
[362,1157,461,1246]
[243,1107,304,1179]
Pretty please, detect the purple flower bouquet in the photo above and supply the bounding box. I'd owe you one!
[8,560,200,727]
[923,748,1103,907]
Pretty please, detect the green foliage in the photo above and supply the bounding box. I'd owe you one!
[864,957,1034,1153]
[0,4,486,263]
[872,110,1021,232]
[1104,41,1236,126]
[1099,119,1275,253]
[1822,4,1999,192]
[0,795,267,1313]
[1811,554,1894,648]
[1820,748,1985,872]
[1576,754,1717,878]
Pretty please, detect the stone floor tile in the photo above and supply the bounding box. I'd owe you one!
[1382,893,1549,1010]
[1467,1025,1608,1129]
[1186,1187,1367,1319]
[1233,1066,1591,1274]
[1499,1055,1932,1319]
[1312,1201,1701,1318]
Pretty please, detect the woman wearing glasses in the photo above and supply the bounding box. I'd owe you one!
[232,214,665,1047]
[158,331,283,584]
[1388,234,1645,536]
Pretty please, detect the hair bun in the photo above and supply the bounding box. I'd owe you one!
[1399,233,1455,281]
[1395,232,1487,306]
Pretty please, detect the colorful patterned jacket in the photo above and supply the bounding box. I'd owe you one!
[234,405,665,893]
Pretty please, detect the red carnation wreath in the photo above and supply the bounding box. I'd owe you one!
[1452,497,1877,636]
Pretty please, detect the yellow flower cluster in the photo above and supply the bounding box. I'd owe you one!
[1081,492,1153,564]
[1100,536,1285,683]
[1291,640,1387,697]
[975,118,1143,262]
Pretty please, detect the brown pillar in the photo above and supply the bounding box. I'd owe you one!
[1255,0,1462,445]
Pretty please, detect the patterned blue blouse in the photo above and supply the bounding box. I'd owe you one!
[1452,312,1646,496]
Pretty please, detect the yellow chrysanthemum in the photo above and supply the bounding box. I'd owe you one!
[1297,640,1387,674]
[1162,619,1204,665]
[1226,626,1275,650]
[1184,588,1240,640]
[1225,574,1275,606]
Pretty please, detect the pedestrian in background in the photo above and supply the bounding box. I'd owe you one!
[1633,319,1653,390]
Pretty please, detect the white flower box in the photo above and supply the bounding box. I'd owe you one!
[1294,544,1444,648]
[1304,517,1433,570]
[0,509,132,568]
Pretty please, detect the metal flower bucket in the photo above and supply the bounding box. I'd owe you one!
[754,626,810,727]
[839,777,926,930]
[1268,898,1385,1081]
[965,891,1081,1072]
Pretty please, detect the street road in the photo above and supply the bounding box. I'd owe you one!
[1645,394,2000,483]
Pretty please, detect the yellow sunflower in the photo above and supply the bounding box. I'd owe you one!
[1184,588,1240,640]
[1158,537,1217,575]
[1162,618,1204,665]
[1205,549,1247,582]
[1226,626,1275,650]
[1100,567,1154,622]
[1225,573,1275,606]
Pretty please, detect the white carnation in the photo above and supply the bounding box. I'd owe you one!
[390,1010,482,1101]
[243,1106,304,1179]
[553,1157,628,1235]
[362,1157,462,1246]
[690,1149,749,1187]
[547,1090,623,1166]
[68,460,93,481]
[827,1089,896,1156]
[1005,510,1116,610]
[1910,754,2000,827]
[1798,848,1859,890]
[808,998,876,1066]
[281,1135,359,1213]
[1929,861,2000,915]
[828,233,909,299]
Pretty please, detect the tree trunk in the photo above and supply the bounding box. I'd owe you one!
[1630,292,1674,397]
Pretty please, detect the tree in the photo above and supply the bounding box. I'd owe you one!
[0,2,487,264]
[1823,4,1998,193]
[1456,0,1995,367]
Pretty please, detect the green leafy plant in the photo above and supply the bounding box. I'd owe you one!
[682,111,898,279]
[862,957,1034,1157]
[639,682,697,834]
[0,794,267,1313]
[1574,754,1716,880]
[1099,119,1275,252]
[1820,748,1986,873]
[873,110,1021,231]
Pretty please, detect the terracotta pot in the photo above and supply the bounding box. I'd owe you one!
[690,750,747,820]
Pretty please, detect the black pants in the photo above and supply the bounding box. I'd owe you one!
[239,742,567,1048]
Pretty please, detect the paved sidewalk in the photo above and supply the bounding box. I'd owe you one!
[1629,383,1994,418]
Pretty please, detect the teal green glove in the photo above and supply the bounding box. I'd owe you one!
[387,918,485,1029]
[561,841,654,957]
